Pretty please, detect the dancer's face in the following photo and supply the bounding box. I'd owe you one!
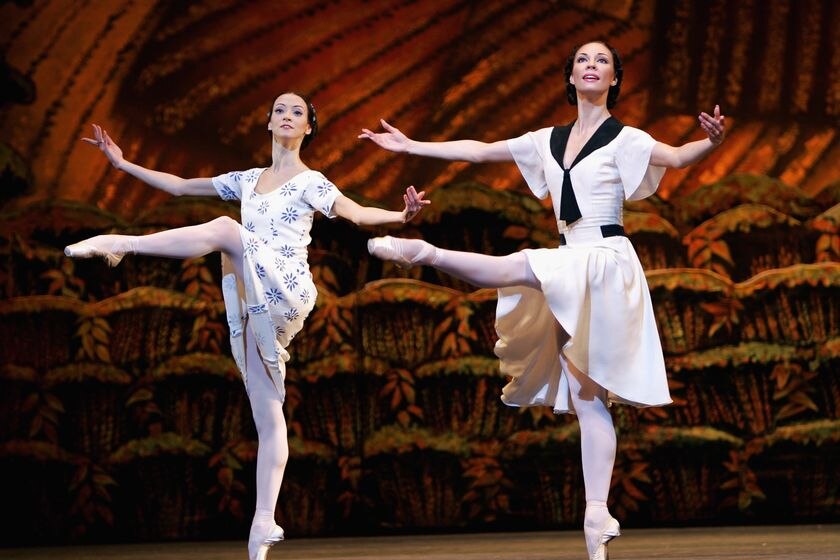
[568,42,616,98]
[268,93,311,144]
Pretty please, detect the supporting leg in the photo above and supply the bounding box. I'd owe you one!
[567,362,620,559]
[368,236,539,289]
[244,329,287,560]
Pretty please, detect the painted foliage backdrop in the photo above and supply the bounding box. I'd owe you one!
[0,0,838,545]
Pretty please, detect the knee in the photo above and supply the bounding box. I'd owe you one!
[209,215,239,236]
[503,252,538,288]
[207,216,241,253]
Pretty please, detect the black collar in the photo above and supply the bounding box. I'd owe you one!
[549,116,624,171]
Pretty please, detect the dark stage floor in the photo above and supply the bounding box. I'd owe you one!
[1,525,838,559]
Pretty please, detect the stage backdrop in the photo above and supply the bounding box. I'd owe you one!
[0,0,838,545]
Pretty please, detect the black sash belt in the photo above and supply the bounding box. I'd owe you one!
[558,224,626,246]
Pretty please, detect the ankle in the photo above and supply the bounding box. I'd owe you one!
[251,508,275,528]
[584,500,611,528]
[405,238,438,266]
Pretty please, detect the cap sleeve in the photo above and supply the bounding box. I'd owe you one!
[506,128,552,200]
[615,127,666,201]
[302,172,343,218]
[211,171,244,201]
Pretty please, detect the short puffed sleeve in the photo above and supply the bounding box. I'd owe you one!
[302,172,342,218]
[506,127,553,200]
[211,170,245,201]
[615,127,666,201]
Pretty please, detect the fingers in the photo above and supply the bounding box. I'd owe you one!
[698,109,725,144]
[381,119,397,133]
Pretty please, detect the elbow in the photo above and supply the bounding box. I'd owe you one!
[344,211,363,226]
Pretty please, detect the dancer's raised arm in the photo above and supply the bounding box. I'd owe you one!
[359,119,513,163]
[650,105,726,168]
[82,124,216,196]
[333,185,429,226]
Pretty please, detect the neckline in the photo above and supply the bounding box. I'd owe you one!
[253,168,312,196]
[550,116,623,171]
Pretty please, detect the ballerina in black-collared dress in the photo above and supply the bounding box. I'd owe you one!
[361,41,725,560]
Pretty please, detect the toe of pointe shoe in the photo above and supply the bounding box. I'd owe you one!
[64,242,123,267]
[590,518,620,560]
[367,236,411,269]
[64,242,89,258]
[251,525,285,560]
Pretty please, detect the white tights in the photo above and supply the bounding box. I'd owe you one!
[567,363,617,545]
[77,218,287,551]
[387,238,618,550]
[244,328,288,551]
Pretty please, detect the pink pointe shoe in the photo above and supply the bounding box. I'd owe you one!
[366,236,436,270]
[64,236,129,267]
[248,524,284,560]
[586,516,621,560]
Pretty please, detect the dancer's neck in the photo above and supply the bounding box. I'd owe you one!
[574,98,611,136]
[269,141,305,173]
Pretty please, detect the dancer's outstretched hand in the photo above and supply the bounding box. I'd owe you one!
[82,124,125,169]
[699,105,725,146]
[359,119,411,153]
[402,185,430,223]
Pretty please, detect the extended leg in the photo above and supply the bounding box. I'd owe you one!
[244,329,287,560]
[368,236,539,289]
[66,216,244,276]
[566,362,620,560]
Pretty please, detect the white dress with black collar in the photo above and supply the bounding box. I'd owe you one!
[497,117,672,413]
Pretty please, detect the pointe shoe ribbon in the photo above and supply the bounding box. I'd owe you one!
[250,524,284,560]
[589,517,620,560]
[64,241,124,267]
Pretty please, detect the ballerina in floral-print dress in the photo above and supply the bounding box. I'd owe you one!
[212,167,345,399]
[65,92,428,560]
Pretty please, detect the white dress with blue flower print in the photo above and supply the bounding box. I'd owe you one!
[212,168,341,400]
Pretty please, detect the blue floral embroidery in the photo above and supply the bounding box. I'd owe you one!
[249,190,258,200]
[258,200,270,215]
[299,289,310,305]
[274,325,286,337]
[244,238,260,256]
[245,221,256,233]
[265,288,284,305]
[279,183,298,197]
[274,256,286,270]
[283,272,299,291]
[280,208,299,223]
[284,308,300,321]
[248,304,267,314]
[218,185,238,201]
[255,263,266,279]
[279,245,295,258]
[316,182,334,198]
